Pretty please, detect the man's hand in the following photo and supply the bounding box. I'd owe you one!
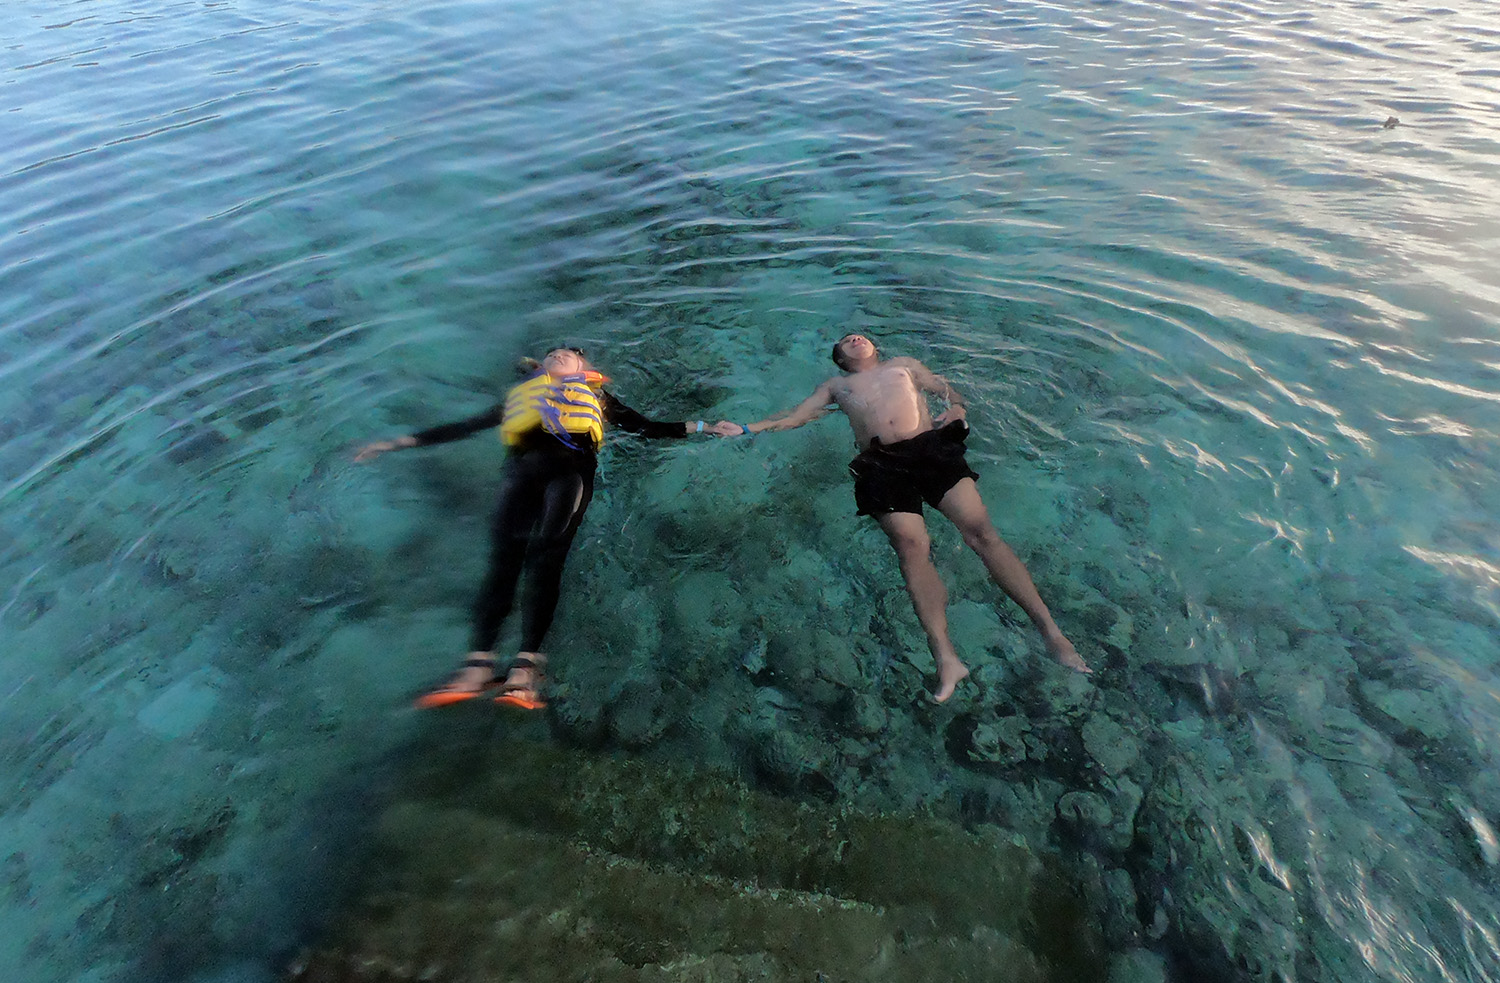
[707,421,745,436]
[933,404,967,427]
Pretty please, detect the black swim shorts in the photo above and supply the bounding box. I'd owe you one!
[850,420,980,517]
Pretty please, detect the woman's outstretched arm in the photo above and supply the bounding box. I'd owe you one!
[354,403,504,461]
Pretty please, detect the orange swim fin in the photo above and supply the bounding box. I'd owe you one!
[414,688,493,710]
[493,654,545,710]
[494,689,545,711]
[412,657,500,710]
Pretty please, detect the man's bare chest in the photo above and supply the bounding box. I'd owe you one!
[833,367,918,410]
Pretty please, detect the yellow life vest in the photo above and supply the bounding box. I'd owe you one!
[499,371,607,449]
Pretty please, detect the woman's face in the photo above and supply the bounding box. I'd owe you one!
[541,348,585,375]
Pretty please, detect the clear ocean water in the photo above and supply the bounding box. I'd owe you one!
[2,0,1498,980]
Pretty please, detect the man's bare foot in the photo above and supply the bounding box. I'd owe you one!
[933,657,971,703]
[1046,632,1092,674]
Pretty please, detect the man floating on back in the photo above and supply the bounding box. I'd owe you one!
[718,333,1089,702]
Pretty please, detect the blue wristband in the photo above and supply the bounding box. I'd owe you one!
[738,423,754,437]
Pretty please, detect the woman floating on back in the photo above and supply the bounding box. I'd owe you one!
[356,346,733,709]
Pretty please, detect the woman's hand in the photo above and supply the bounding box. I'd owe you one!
[353,435,416,462]
[708,421,745,436]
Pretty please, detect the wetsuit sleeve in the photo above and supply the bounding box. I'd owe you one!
[410,404,505,446]
[601,391,688,439]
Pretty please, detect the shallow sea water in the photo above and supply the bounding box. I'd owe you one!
[2,0,1499,980]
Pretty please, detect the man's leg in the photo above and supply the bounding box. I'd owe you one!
[935,479,1091,673]
[877,511,971,702]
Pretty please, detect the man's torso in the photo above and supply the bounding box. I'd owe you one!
[828,358,935,450]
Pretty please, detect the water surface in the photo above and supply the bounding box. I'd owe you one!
[2,0,1499,980]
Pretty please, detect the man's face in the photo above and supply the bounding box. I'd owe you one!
[541,348,585,375]
[837,334,876,363]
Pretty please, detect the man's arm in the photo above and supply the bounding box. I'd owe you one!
[907,360,967,424]
[727,380,836,436]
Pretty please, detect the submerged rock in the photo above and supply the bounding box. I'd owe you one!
[1449,795,1500,867]
[138,669,228,740]
[1107,947,1169,983]
[1082,713,1142,777]
[847,692,889,737]
[751,721,839,797]
[1057,790,1113,837]
[606,677,674,750]
[286,738,1106,983]
[970,715,1032,768]
[1356,679,1452,743]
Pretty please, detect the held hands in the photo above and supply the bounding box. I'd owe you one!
[688,421,744,436]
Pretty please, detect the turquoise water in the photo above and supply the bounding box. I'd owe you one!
[2,0,1499,979]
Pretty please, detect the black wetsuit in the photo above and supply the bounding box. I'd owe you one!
[411,392,684,653]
